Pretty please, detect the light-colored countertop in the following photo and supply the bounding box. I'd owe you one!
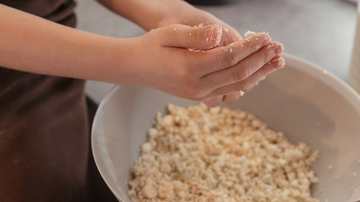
[76,0,358,103]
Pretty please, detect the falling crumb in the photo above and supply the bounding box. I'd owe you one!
[328,165,333,169]
[354,173,357,177]
[323,70,328,74]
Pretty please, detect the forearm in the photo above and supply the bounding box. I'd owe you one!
[96,0,200,31]
[0,4,139,85]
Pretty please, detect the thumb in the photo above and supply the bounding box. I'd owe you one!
[160,24,223,50]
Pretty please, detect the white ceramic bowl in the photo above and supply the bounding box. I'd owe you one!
[92,53,360,202]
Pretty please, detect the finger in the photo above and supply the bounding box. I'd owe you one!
[203,95,223,108]
[159,24,223,50]
[205,55,285,98]
[221,26,242,46]
[196,32,272,75]
[202,41,284,89]
[222,92,241,105]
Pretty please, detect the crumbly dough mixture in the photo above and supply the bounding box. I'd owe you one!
[128,103,319,202]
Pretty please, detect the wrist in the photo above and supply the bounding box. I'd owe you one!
[88,36,144,86]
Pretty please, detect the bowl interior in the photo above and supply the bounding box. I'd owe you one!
[92,53,360,202]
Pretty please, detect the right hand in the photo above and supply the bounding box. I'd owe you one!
[129,24,284,103]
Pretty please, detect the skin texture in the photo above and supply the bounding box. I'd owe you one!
[0,0,284,106]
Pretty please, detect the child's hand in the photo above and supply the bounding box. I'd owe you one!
[131,24,284,103]
[156,8,283,107]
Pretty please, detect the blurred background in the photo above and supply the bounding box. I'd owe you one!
[77,0,358,103]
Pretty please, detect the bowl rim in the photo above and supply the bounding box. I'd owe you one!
[91,52,360,201]
[283,53,360,109]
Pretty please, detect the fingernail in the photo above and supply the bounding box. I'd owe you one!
[205,25,223,46]
[273,42,284,55]
[270,56,285,69]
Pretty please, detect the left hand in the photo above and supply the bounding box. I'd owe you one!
[157,7,256,107]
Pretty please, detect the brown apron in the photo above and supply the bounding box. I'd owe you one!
[0,1,118,201]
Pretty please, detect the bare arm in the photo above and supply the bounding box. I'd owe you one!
[96,0,200,31]
[0,3,283,104]
[0,4,143,84]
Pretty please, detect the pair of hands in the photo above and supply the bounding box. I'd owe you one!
[0,1,283,107]
[131,7,284,107]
